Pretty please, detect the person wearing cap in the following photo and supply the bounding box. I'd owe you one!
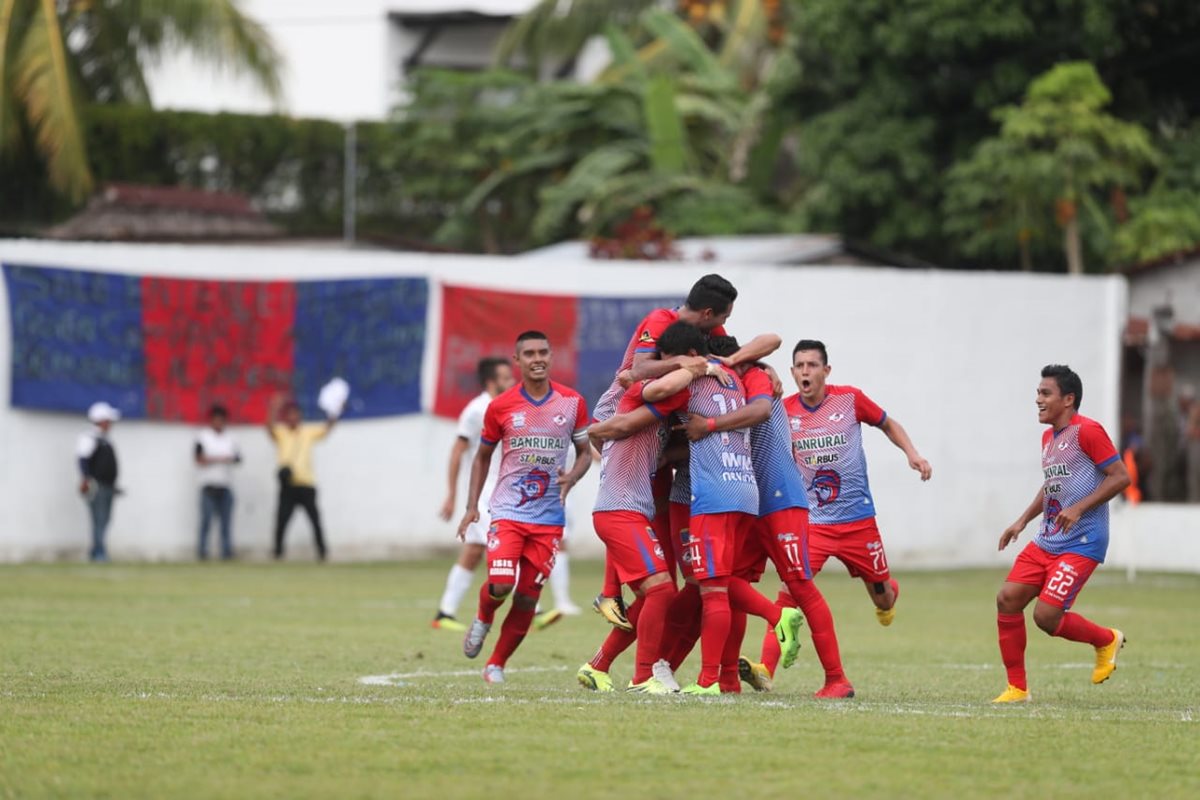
[266,394,336,561]
[196,404,242,560]
[77,402,121,562]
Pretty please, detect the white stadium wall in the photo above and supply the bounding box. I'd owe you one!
[1,239,1197,572]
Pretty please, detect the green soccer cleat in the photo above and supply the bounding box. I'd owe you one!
[680,682,722,696]
[774,607,804,669]
[431,613,467,632]
[627,677,673,694]
[577,664,615,692]
[533,609,564,630]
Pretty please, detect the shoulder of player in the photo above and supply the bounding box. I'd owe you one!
[488,385,525,409]
[782,392,802,412]
[825,384,863,397]
[549,381,585,401]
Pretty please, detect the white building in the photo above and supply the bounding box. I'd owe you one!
[146,1,604,122]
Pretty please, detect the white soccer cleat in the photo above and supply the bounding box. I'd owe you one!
[652,659,681,693]
[483,664,505,684]
[462,618,492,659]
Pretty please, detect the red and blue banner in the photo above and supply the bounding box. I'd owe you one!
[435,284,678,418]
[3,264,426,423]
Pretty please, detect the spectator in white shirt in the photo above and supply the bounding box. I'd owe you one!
[195,404,241,560]
[77,402,121,562]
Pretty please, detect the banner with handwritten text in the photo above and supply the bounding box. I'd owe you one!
[3,264,426,422]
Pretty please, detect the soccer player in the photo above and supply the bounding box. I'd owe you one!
[642,322,802,695]
[457,331,592,684]
[767,340,930,683]
[992,365,1129,703]
[432,357,515,631]
[682,336,853,698]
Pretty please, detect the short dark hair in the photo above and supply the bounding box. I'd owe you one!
[792,339,828,365]
[1042,364,1083,410]
[476,357,509,388]
[706,335,740,358]
[208,404,228,419]
[657,320,708,358]
[685,274,737,315]
[515,330,549,348]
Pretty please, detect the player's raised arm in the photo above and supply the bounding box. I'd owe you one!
[999,487,1044,550]
[265,394,284,441]
[589,406,661,445]
[716,333,782,368]
[457,441,496,541]
[879,416,932,481]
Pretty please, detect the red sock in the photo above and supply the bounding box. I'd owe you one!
[477,583,507,625]
[719,609,747,692]
[728,577,781,626]
[601,555,621,597]
[589,595,644,672]
[663,583,702,670]
[698,586,731,687]
[760,591,787,676]
[1053,612,1113,647]
[997,613,1027,691]
[787,580,845,683]
[632,581,676,683]
[486,603,536,667]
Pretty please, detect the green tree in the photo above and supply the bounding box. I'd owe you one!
[946,62,1157,274]
[789,0,1200,265]
[0,0,280,201]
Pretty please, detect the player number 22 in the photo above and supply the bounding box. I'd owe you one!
[1046,570,1075,597]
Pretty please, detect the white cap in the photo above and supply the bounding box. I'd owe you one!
[87,402,121,423]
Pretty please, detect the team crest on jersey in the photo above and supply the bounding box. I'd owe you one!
[638,330,654,344]
[515,468,551,506]
[511,411,526,428]
[790,417,802,431]
[1043,498,1063,533]
[1057,439,1069,450]
[553,414,568,426]
[811,468,842,507]
[828,412,844,422]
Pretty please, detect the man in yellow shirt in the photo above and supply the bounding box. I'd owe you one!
[267,395,336,560]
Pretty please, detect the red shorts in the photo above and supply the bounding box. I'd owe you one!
[687,512,756,581]
[805,518,889,583]
[593,510,670,585]
[670,502,692,579]
[760,508,810,582]
[1006,541,1099,610]
[486,519,561,587]
[734,521,769,582]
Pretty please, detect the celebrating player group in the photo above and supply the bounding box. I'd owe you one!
[454,274,1130,701]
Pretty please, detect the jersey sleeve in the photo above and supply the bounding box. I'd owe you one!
[456,400,482,440]
[572,394,590,441]
[742,367,774,402]
[1079,420,1120,468]
[852,388,886,427]
[634,310,676,355]
[481,400,503,446]
[648,386,690,418]
[76,434,97,459]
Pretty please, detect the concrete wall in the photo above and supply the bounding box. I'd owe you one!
[3,238,1192,572]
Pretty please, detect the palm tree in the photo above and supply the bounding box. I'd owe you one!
[1,0,281,202]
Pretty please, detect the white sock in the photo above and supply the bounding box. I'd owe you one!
[549,553,571,610]
[438,563,474,617]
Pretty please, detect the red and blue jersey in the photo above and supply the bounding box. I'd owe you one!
[593,307,727,423]
[594,381,686,519]
[784,385,886,525]
[481,381,589,527]
[743,367,809,516]
[1034,414,1120,562]
[658,365,758,516]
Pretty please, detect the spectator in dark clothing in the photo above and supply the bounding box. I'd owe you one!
[77,402,121,562]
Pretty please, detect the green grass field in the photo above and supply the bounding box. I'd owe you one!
[1,560,1197,799]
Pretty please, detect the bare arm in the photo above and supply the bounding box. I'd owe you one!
[999,487,1046,551]
[589,406,662,445]
[559,438,594,503]
[439,437,470,521]
[717,333,782,367]
[265,396,283,441]
[681,397,772,441]
[1053,460,1130,535]
[456,441,496,541]
[627,352,691,383]
[879,416,932,480]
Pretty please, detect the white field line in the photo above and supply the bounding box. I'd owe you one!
[358,665,570,686]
